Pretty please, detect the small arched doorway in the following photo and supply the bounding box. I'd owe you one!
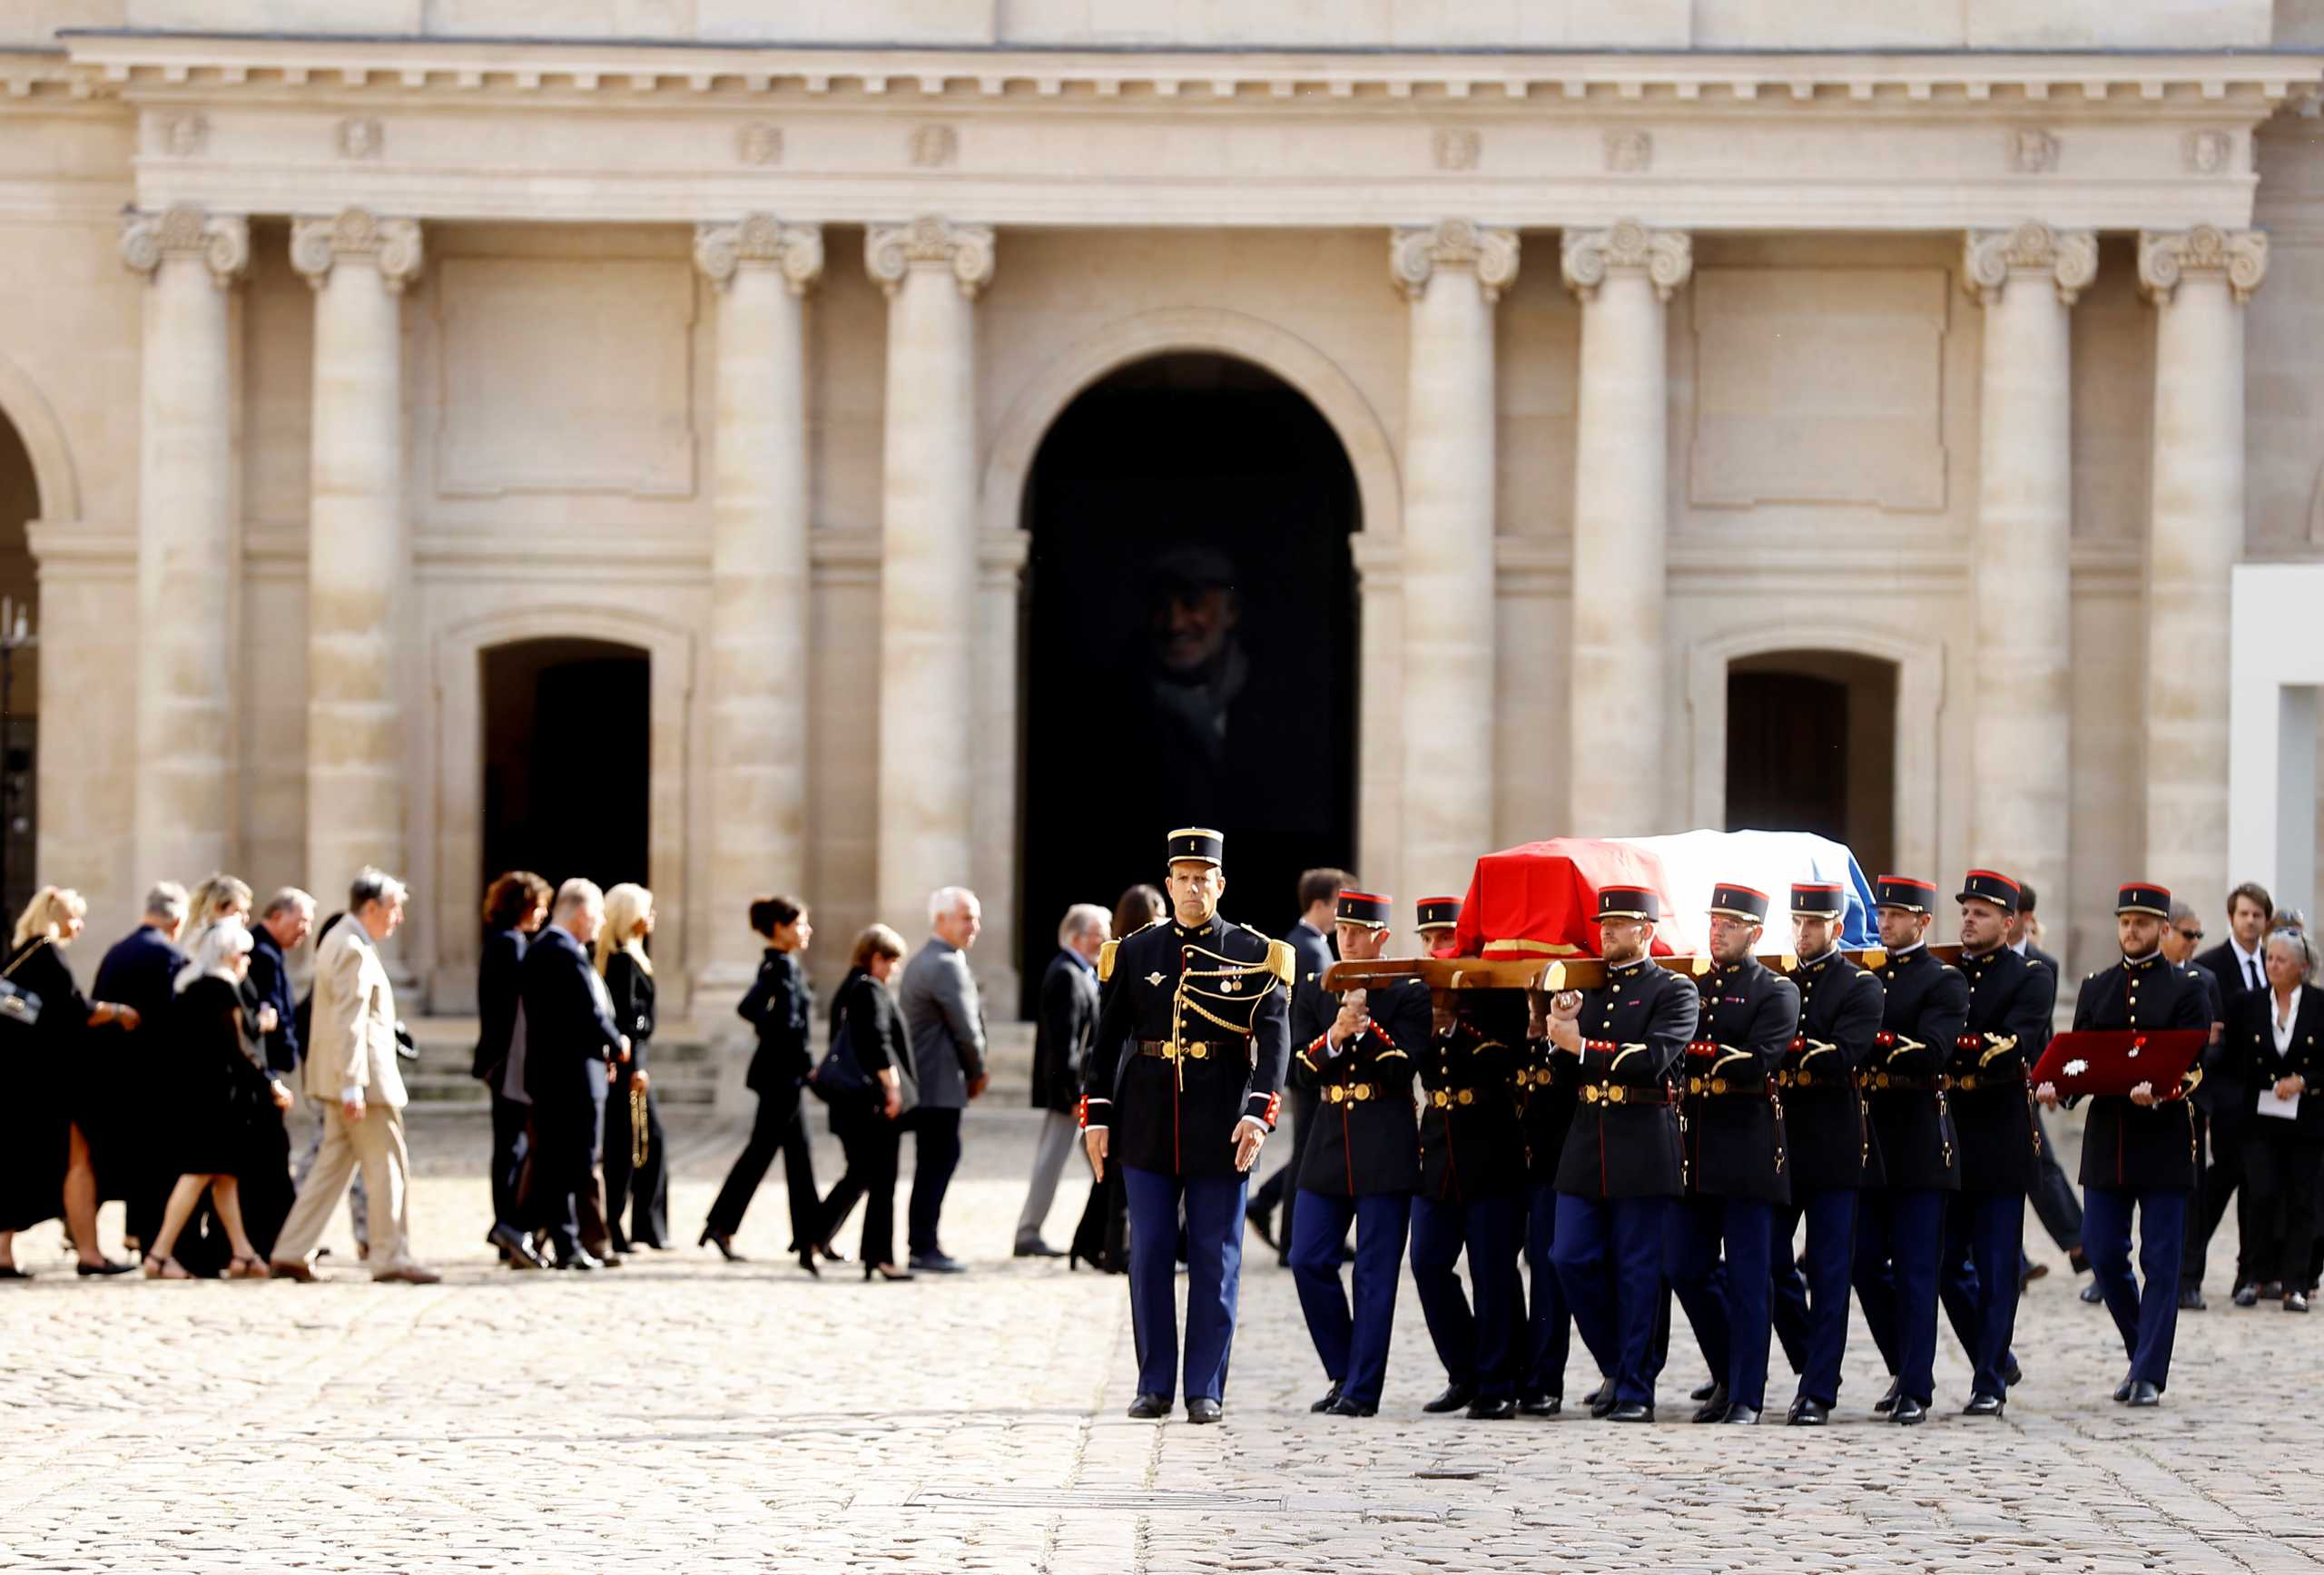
[1016,352,1359,1010]
[1725,649,1898,876]
[0,415,36,925]
[481,637,649,898]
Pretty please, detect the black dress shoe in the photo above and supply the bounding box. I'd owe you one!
[1466,1395,1517,1421]
[1787,1397,1829,1426]
[2002,1356,2023,1388]
[1244,1201,1278,1251]
[2068,1245,2090,1275]
[1963,1393,2005,1417]
[1186,1398,1222,1424]
[1889,1396,1926,1425]
[556,1247,605,1272]
[1606,1402,1654,1422]
[2233,1284,2260,1307]
[2113,1373,2135,1403]
[2262,1280,2286,1298]
[1517,1393,1562,1417]
[1422,1382,1478,1414]
[74,1259,135,1277]
[1310,1382,1344,1413]
[2288,1291,2312,1314]
[908,1252,966,1275]
[2126,1381,2162,1407]
[2080,1281,2105,1304]
[487,1225,547,1270]
[0,1266,26,1280]
[1590,1389,1618,1420]
[1691,1383,1730,1423]
[1689,1379,1719,1403]
[1013,1239,1066,1259]
[1582,1380,1607,1409]
[1718,1403,1759,1424]
[1874,1377,1901,1414]
[1126,1393,1170,1420]
[1323,1395,1377,1418]
[2177,1285,2206,1311]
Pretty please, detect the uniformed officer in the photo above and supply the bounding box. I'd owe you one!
[1416,896,1462,960]
[1849,874,1967,1426]
[1287,889,1426,1419]
[1938,870,2054,1418]
[2036,881,2211,1407]
[1543,887,1699,1422]
[1518,977,1580,1415]
[1768,881,1885,1426]
[1665,883,1799,1425]
[1081,828,1293,1423]
[1409,969,1530,1419]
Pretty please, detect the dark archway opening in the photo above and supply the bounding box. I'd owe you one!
[1726,650,1897,877]
[1017,352,1359,1013]
[482,638,649,899]
[0,416,36,926]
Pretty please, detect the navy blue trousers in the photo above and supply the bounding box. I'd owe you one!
[1410,1192,1522,1399]
[1852,1187,1946,1406]
[1522,1181,1573,1400]
[1289,1188,1411,1407]
[1123,1165,1246,1403]
[1770,1186,1857,1408]
[1551,1194,1670,1409]
[1667,1194,1777,1411]
[1939,1190,2024,1400]
[2083,1185,2188,1392]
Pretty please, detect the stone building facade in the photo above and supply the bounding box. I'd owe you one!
[5,1,2324,1013]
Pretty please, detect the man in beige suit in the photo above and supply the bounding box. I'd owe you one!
[270,868,439,1284]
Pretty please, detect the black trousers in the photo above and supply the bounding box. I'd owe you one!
[601,1085,669,1249]
[238,1107,297,1263]
[707,1082,819,1246]
[528,1095,607,1261]
[2239,1124,2321,1292]
[487,1089,530,1234]
[907,1106,964,1256]
[821,1112,903,1265]
[2183,1112,2248,1291]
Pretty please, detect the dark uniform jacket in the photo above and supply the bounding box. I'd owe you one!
[1867,944,1967,1192]
[2069,951,2211,1191]
[1780,948,1885,1192]
[1684,957,1799,1205]
[2220,986,2324,1139]
[1295,976,1426,1196]
[1552,957,1699,1201]
[1947,946,2053,1194]
[1423,998,1531,1203]
[1084,911,1292,1178]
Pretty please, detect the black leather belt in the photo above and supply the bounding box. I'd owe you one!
[1946,1070,2026,1092]
[1865,1072,1943,1093]
[1137,1039,1230,1061]
[1579,1082,1680,1107]
[1775,1068,1842,1089]
[1686,1075,1773,1098]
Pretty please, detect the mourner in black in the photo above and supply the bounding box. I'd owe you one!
[2039,882,2214,1404]
[703,897,822,1275]
[598,886,667,1255]
[2187,882,2273,1305]
[2220,929,2322,1310]
[1665,882,1798,1425]
[1545,887,1699,1422]
[1933,871,2053,1416]
[1288,891,1424,1418]
[1768,881,1885,1426]
[1850,874,1967,1425]
[518,891,628,1272]
[1083,829,1292,1423]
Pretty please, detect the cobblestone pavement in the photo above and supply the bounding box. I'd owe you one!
[0,1104,2313,1573]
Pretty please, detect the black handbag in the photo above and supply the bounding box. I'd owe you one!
[808,1017,871,1105]
[0,945,44,1039]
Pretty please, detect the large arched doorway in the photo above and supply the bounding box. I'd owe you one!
[1726,649,1897,876]
[1017,352,1359,1009]
[481,637,649,898]
[0,415,36,926]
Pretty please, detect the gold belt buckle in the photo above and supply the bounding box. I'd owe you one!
[1353,1083,1373,1102]
[1456,1089,1474,1107]
[1432,1090,1450,1107]
[1875,1072,1892,1089]
[1327,1084,1345,1102]
[1608,1085,1628,1105]
[1581,1085,1600,1105]
[1711,1077,1728,1097]
[1187,1043,1209,1061]
[1956,1074,1977,1091]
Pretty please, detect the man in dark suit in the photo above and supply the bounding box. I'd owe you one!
[1015,903,1109,1257]
[2008,881,2087,1292]
[521,879,628,1270]
[1248,868,1345,1262]
[238,888,315,1260]
[2185,882,2270,1306]
[93,881,192,1251]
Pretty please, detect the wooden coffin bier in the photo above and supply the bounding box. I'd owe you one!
[1322,944,1960,995]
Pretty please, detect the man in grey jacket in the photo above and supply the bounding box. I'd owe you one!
[901,887,990,1273]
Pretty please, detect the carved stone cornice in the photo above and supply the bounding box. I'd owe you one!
[1389,220,1520,304]
[1560,221,1692,303]
[289,208,424,295]
[864,216,995,300]
[2137,225,2268,305]
[1963,221,2099,307]
[119,203,248,287]
[694,214,824,295]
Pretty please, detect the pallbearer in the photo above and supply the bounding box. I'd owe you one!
[2036,881,2210,1407]
[1416,896,1462,960]
[1768,881,1886,1426]
[1849,874,1967,1426]
[1286,889,1425,1419]
[1543,887,1699,1422]
[1518,969,1581,1415]
[1940,870,2054,1417]
[1665,882,1799,1425]
[1081,828,1293,1424]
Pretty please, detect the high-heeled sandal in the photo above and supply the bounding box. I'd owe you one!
[862,1261,914,1283]
[796,1246,821,1279]
[228,1255,271,1280]
[698,1226,746,1263]
[142,1254,190,1281]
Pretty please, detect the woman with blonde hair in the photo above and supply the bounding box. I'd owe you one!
[596,881,666,1252]
[0,887,142,1276]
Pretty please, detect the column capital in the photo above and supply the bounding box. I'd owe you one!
[1963,222,2098,307]
[1389,220,1520,304]
[1561,221,1692,303]
[290,208,424,296]
[694,214,824,295]
[2138,225,2268,306]
[120,204,248,287]
[864,216,995,300]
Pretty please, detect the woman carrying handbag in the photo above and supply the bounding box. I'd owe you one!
[814,924,919,1281]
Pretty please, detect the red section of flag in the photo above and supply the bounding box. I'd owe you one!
[1449,838,1680,962]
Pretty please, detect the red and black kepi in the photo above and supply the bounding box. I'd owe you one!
[1414,897,1461,931]
[1335,890,1393,930]
[1956,869,2022,914]
[1709,882,1769,922]
[2116,881,2171,918]
[1595,885,1660,923]
[1875,874,1938,913]
[1790,881,1846,919]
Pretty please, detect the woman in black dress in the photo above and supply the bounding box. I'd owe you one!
[815,924,919,1280]
[477,870,550,1265]
[2224,930,2324,1311]
[142,920,291,1279]
[703,895,823,1274]
[0,886,141,1277]
[597,881,668,1253]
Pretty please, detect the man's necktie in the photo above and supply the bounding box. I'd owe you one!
[2249,959,2262,993]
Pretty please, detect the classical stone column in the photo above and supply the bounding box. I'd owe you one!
[1562,221,1690,836]
[865,218,994,927]
[1964,223,2095,905]
[291,209,422,921]
[694,215,823,991]
[121,205,249,887]
[2140,226,2267,916]
[1390,220,1517,899]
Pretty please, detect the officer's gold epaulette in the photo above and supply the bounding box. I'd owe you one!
[1265,938,1295,988]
